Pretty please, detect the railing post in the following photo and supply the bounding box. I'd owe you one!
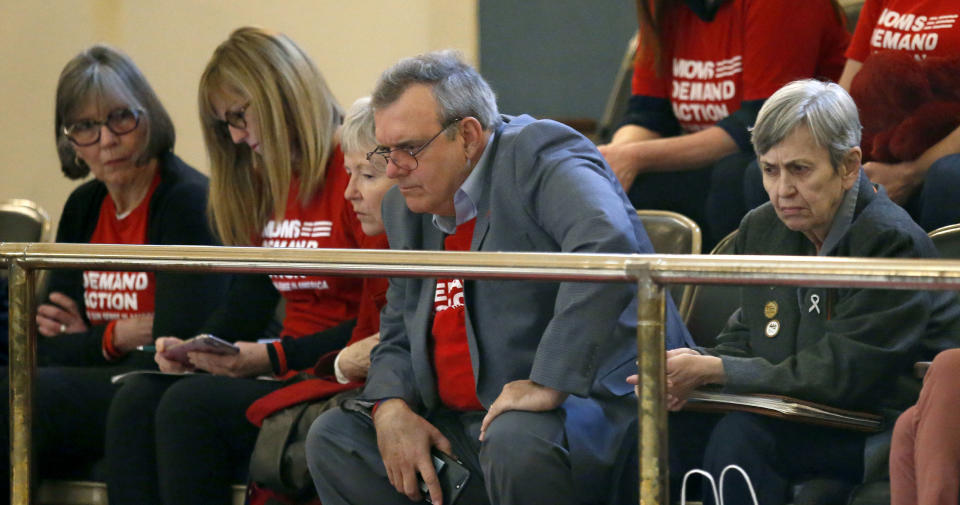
[636,270,667,505]
[8,260,36,505]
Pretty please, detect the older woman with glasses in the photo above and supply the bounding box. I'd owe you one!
[103,28,383,505]
[0,44,227,499]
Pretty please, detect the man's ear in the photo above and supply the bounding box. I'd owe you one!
[841,146,862,190]
[459,117,486,158]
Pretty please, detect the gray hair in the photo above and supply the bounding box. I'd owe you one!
[55,44,175,179]
[371,50,501,133]
[340,96,377,156]
[751,79,861,170]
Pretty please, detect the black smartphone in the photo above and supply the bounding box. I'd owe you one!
[419,450,471,505]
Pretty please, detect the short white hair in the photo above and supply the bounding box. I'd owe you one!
[752,79,861,170]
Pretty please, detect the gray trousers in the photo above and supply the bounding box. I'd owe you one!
[306,406,579,505]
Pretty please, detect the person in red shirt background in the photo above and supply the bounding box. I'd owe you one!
[599,0,850,248]
[838,0,960,231]
[103,28,385,505]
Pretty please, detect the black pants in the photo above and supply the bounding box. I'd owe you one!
[105,373,282,505]
[628,151,763,251]
[668,411,865,505]
[0,363,143,505]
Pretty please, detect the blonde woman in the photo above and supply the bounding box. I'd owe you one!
[105,28,373,505]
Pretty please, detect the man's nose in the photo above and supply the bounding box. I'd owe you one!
[385,158,404,179]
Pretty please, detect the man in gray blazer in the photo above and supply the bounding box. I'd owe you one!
[306,50,692,505]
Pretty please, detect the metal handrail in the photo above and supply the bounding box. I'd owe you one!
[7,241,960,505]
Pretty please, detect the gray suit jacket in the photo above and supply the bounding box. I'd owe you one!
[364,114,692,503]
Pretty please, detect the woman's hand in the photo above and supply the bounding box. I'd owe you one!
[864,160,923,204]
[155,337,191,373]
[337,334,379,382]
[598,142,645,191]
[666,353,724,411]
[112,316,154,353]
[185,341,271,378]
[625,348,703,399]
[36,292,88,337]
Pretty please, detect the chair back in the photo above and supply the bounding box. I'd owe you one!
[0,198,49,243]
[636,209,701,318]
[929,223,960,259]
[595,31,638,143]
[683,229,739,347]
[840,0,864,33]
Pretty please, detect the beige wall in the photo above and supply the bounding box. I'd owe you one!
[0,0,477,235]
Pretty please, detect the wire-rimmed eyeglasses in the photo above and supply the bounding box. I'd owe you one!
[366,117,463,171]
[215,102,251,132]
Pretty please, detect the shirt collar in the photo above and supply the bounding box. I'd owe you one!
[432,131,495,235]
[818,169,862,256]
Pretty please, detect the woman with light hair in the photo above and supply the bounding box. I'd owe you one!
[629,79,960,505]
[104,28,381,505]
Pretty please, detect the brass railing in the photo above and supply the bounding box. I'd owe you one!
[7,242,960,505]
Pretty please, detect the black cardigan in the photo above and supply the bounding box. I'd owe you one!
[41,152,230,367]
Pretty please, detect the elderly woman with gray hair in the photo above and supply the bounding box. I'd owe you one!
[644,79,960,505]
[0,44,228,500]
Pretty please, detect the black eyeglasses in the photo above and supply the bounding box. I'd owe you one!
[63,108,143,147]
[366,117,462,171]
[215,102,251,132]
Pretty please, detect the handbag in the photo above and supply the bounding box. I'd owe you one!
[246,377,360,500]
[680,464,759,505]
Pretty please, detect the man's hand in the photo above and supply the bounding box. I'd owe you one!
[373,399,453,505]
[479,379,568,441]
[598,142,645,191]
[337,334,379,382]
[864,160,923,204]
[666,353,724,411]
[626,374,640,398]
[186,341,271,378]
[36,292,88,337]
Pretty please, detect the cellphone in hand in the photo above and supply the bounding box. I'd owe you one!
[160,334,239,364]
[419,450,471,504]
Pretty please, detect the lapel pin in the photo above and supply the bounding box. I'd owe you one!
[765,319,780,338]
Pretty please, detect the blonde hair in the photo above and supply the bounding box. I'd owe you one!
[199,27,342,246]
[340,96,377,157]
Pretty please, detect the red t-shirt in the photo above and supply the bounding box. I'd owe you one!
[847,0,960,62]
[632,0,849,132]
[350,234,390,345]
[258,147,366,338]
[84,174,160,325]
[431,219,482,412]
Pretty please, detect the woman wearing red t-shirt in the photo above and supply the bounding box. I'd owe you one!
[599,0,850,248]
[838,0,960,231]
[104,29,384,505]
[0,45,228,501]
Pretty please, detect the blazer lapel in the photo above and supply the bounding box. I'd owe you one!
[410,216,446,411]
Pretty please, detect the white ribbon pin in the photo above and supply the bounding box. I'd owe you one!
[808,294,821,314]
